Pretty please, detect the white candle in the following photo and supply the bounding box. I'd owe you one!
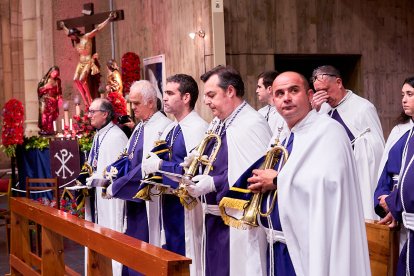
[75,104,81,116]
[61,118,65,131]
[69,119,73,131]
[53,121,57,132]
[64,110,69,126]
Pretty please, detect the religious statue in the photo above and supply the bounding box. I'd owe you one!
[38,66,62,135]
[59,11,116,108]
[105,59,128,129]
[105,59,123,95]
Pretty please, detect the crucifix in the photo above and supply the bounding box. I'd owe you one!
[56,3,124,106]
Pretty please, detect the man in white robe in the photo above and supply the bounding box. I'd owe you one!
[85,98,128,275]
[105,80,171,275]
[311,65,384,220]
[142,74,208,276]
[248,71,371,275]
[256,70,286,135]
[187,65,272,276]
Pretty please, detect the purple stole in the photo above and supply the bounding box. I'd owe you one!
[386,130,414,275]
[374,130,410,217]
[259,134,295,276]
[201,133,229,276]
[159,125,186,256]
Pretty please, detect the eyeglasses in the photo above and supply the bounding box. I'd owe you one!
[87,109,106,115]
[311,74,337,83]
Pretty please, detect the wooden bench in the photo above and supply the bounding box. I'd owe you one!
[9,197,191,275]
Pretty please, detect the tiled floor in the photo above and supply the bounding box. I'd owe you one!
[0,195,85,275]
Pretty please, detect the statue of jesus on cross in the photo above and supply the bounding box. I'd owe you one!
[59,11,116,108]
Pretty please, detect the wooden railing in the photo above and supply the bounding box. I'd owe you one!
[9,197,191,275]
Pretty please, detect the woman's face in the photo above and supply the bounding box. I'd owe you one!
[402,83,414,118]
[50,69,59,79]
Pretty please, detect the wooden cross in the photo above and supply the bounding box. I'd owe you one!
[56,3,124,99]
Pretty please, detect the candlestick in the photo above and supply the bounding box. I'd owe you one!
[61,118,65,132]
[69,119,73,131]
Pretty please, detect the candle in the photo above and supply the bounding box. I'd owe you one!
[73,95,80,105]
[69,119,73,131]
[53,121,57,132]
[75,104,81,116]
[61,118,65,131]
[64,110,69,126]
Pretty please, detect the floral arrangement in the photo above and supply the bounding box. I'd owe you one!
[121,52,140,95]
[107,91,127,121]
[72,111,94,152]
[24,136,49,151]
[60,197,85,218]
[1,99,24,157]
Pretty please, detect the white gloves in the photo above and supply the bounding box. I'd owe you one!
[86,176,94,187]
[142,152,162,175]
[187,174,216,197]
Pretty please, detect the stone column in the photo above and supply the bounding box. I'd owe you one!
[21,0,53,136]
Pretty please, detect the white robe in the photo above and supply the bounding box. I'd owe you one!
[159,110,208,276]
[320,90,385,219]
[258,104,287,136]
[86,122,128,276]
[278,110,371,276]
[131,111,171,246]
[210,103,272,276]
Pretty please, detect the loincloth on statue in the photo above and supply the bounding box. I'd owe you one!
[76,56,100,77]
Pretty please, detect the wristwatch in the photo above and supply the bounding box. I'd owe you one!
[272,176,278,186]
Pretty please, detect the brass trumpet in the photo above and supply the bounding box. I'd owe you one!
[219,139,289,229]
[173,133,221,209]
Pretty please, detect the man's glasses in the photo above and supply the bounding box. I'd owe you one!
[310,74,337,83]
[87,109,105,115]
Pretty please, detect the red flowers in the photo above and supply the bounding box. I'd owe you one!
[121,52,141,95]
[107,91,127,121]
[1,99,24,157]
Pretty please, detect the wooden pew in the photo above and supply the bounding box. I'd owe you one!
[366,219,400,276]
[9,197,191,275]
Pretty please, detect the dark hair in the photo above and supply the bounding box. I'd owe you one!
[167,74,199,109]
[311,65,342,81]
[106,59,119,72]
[200,65,245,97]
[396,76,414,124]
[258,70,279,88]
[98,99,115,124]
[68,28,82,37]
[38,66,60,89]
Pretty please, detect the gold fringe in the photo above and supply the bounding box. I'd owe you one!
[219,204,251,230]
[218,197,253,230]
[133,186,151,201]
[219,197,249,210]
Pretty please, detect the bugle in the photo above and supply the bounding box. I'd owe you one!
[219,138,289,229]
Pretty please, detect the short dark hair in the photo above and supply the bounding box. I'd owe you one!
[311,65,342,81]
[166,74,199,109]
[98,99,115,124]
[200,65,245,97]
[397,76,414,124]
[258,70,279,88]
